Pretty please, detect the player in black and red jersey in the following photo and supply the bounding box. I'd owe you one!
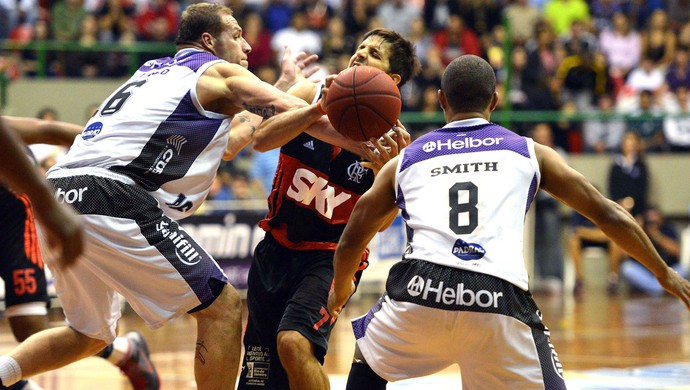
[238,28,421,390]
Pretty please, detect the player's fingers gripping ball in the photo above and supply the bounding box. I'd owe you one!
[324,65,402,142]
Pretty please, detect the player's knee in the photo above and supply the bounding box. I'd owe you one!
[200,283,242,322]
[276,330,311,364]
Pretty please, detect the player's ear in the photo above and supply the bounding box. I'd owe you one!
[438,89,447,112]
[201,32,215,52]
[388,73,401,85]
[489,91,499,112]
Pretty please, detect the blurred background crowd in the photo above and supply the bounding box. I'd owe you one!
[1,0,690,203]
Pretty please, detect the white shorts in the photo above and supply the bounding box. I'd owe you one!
[352,259,566,389]
[47,170,228,343]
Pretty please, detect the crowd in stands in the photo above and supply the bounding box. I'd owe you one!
[2,0,690,201]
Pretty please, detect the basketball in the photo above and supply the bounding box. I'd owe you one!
[324,65,401,142]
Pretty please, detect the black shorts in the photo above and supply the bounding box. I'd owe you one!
[239,232,368,389]
[0,187,48,310]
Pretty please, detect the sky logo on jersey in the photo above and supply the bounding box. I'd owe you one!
[286,168,352,219]
[82,122,103,140]
[156,220,201,266]
[452,239,486,260]
[422,137,504,153]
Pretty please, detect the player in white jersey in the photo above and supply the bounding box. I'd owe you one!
[325,55,690,389]
[0,4,350,390]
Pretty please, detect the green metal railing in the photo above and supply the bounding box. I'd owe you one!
[0,39,176,78]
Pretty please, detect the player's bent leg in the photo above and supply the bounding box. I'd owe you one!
[0,326,107,386]
[276,330,329,390]
[189,283,243,390]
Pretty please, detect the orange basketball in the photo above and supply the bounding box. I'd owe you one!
[324,66,401,142]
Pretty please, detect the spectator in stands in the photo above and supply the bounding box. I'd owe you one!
[0,0,38,40]
[303,0,335,32]
[530,123,566,295]
[432,14,483,67]
[640,9,676,68]
[627,89,668,153]
[51,0,87,42]
[408,17,433,61]
[270,11,322,65]
[608,130,649,217]
[503,0,541,45]
[554,47,608,111]
[422,0,460,32]
[456,0,503,37]
[64,14,103,78]
[678,22,690,51]
[666,0,690,31]
[135,0,179,42]
[665,46,690,93]
[375,0,420,39]
[95,0,136,43]
[523,21,561,110]
[568,208,624,295]
[625,55,666,94]
[264,0,293,33]
[621,0,663,30]
[589,0,623,33]
[321,16,357,64]
[620,206,686,295]
[583,93,626,153]
[242,12,274,72]
[662,86,690,152]
[543,0,590,37]
[599,12,641,97]
[343,0,376,36]
[560,19,599,56]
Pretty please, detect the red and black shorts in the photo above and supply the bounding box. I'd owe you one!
[0,186,48,310]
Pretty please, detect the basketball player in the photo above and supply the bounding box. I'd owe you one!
[237,28,421,389]
[0,4,345,389]
[0,116,160,390]
[326,55,690,389]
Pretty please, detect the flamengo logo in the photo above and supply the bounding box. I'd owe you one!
[406,275,503,308]
[422,137,504,153]
[156,220,201,265]
[286,168,352,219]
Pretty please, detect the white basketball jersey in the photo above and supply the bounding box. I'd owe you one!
[396,119,540,290]
[48,49,232,220]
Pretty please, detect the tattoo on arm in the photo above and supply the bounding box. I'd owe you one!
[196,341,209,365]
[241,103,276,119]
[237,114,258,137]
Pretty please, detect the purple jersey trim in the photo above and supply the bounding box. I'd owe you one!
[138,50,222,73]
[400,123,530,173]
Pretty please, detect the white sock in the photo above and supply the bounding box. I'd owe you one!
[0,356,22,386]
[108,337,131,366]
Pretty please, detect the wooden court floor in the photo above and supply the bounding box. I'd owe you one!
[1,285,689,389]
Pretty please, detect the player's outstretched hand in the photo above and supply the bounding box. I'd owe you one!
[657,267,690,310]
[274,46,320,91]
[36,202,84,269]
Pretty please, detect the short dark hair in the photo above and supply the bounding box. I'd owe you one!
[176,3,233,46]
[361,28,421,87]
[441,55,496,113]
